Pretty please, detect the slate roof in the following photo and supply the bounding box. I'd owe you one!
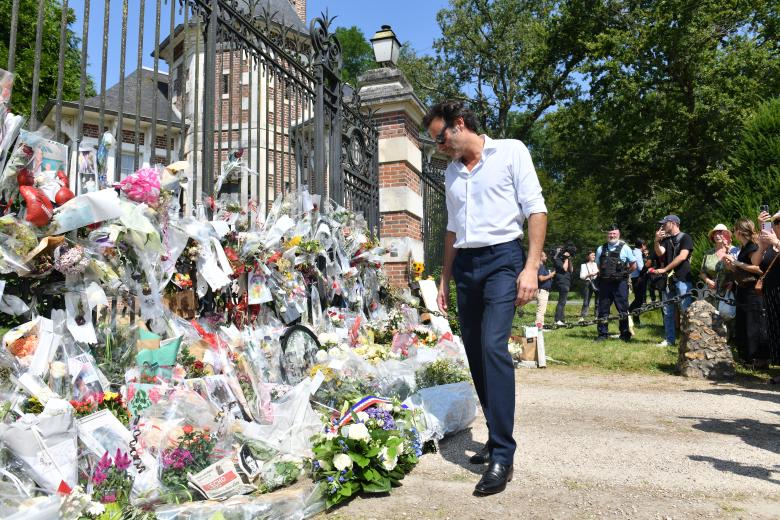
[40,68,180,125]
[249,0,308,34]
[82,68,180,124]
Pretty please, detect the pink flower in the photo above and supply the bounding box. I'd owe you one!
[100,494,116,503]
[97,452,113,472]
[126,385,136,403]
[119,167,161,205]
[114,449,131,471]
[148,387,161,403]
[92,469,107,485]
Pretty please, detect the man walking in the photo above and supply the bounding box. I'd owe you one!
[595,225,636,342]
[652,215,694,347]
[426,101,547,496]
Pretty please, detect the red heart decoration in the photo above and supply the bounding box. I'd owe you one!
[55,186,75,206]
[19,185,54,227]
[17,167,34,186]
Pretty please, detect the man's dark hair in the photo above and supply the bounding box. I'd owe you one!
[635,238,646,248]
[422,100,479,132]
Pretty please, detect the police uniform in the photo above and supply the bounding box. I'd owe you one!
[595,240,635,340]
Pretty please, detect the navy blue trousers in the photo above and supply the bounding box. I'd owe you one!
[597,278,630,339]
[453,240,523,466]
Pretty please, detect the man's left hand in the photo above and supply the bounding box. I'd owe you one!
[515,268,538,306]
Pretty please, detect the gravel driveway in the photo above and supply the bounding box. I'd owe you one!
[323,368,780,519]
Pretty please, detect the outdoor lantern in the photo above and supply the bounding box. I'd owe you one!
[370,25,401,67]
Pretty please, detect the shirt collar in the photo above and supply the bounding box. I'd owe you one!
[453,135,497,172]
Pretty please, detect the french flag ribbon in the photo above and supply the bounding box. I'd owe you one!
[332,396,392,431]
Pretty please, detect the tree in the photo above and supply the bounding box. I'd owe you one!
[396,43,465,108]
[532,0,779,241]
[0,0,93,118]
[719,97,780,223]
[334,26,374,87]
[434,0,609,139]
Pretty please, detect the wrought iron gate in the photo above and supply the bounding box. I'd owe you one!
[419,137,447,270]
[1,0,379,230]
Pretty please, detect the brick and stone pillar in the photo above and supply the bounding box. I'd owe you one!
[357,66,426,287]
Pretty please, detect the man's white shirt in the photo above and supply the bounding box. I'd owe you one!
[445,135,547,249]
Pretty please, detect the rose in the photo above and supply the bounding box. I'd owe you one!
[355,411,369,423]
[49,361,67,379]
[346,422,370,442]
[379,446,398,471]
[333,453,353,471]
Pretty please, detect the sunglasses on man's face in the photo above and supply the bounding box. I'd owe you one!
[434,124,451,144]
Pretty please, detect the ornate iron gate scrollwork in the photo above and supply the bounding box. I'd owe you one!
[420,137,447,270]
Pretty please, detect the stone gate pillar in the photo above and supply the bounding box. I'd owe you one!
[357,61,426,287]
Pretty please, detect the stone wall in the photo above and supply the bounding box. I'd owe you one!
[678,300,735,379]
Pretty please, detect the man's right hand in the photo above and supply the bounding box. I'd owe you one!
[437,282,450,315]
[655,229,666,241]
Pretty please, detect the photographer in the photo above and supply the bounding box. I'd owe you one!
[652,215,694,347]
[552,244,575,325]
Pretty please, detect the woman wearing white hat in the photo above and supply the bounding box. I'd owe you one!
[699,223,734,296]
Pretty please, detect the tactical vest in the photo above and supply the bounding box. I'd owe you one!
[599,241,629,281]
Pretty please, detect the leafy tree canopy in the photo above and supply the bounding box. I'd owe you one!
[334,26,374,87]
[0,0,94,118]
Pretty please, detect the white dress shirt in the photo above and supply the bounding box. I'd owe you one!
[445,135,547,249]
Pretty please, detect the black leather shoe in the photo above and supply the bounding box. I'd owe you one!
[468,443,491,464]
[474,462,513,495]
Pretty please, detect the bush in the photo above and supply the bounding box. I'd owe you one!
[415,359,471,390]
[719,98,780,222]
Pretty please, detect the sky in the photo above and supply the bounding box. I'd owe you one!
[67,0,449,91]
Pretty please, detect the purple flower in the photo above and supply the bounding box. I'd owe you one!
[92,469,107,485]
[366,407,396,430]
[97,452,113,472]
[101,494,116,504]
[162,447,194,470]
[114,449,132,471]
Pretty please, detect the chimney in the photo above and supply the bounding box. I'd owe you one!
[290,0,306,23]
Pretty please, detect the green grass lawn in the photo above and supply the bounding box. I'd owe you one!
[513,299,779,383]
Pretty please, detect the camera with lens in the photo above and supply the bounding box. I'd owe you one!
[551,242,577,260]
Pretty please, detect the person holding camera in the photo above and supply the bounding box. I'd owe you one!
[552,246,574,325]
[595,225,637,342]
[579,250,599,320]
[757,209,780,382]
[652,215,694,347]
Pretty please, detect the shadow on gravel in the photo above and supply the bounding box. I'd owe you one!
[682,416,780,455]
[688,455,780,485]
[437,428,486,475]
[684,388,780,405]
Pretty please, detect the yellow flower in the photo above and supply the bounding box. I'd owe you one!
[103,391,120,401]
[285,235,302,248]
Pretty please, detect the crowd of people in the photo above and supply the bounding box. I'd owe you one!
[530,212,780,378]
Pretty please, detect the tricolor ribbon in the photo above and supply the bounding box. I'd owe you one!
[331,395,393,432]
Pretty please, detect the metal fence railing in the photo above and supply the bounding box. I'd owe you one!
[1,0,379,228]
[419,136,447,271]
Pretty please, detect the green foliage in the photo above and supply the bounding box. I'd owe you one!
[0,0,95,116]
[415,358,471,389]
[334,26,374,86]
[397,43,464,108]
[434,0,609,138]
[310,400,421,508]
[532,0,779,242]
[719,98,780,223]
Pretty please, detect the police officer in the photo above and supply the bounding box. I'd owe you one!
[595,225,637,342]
